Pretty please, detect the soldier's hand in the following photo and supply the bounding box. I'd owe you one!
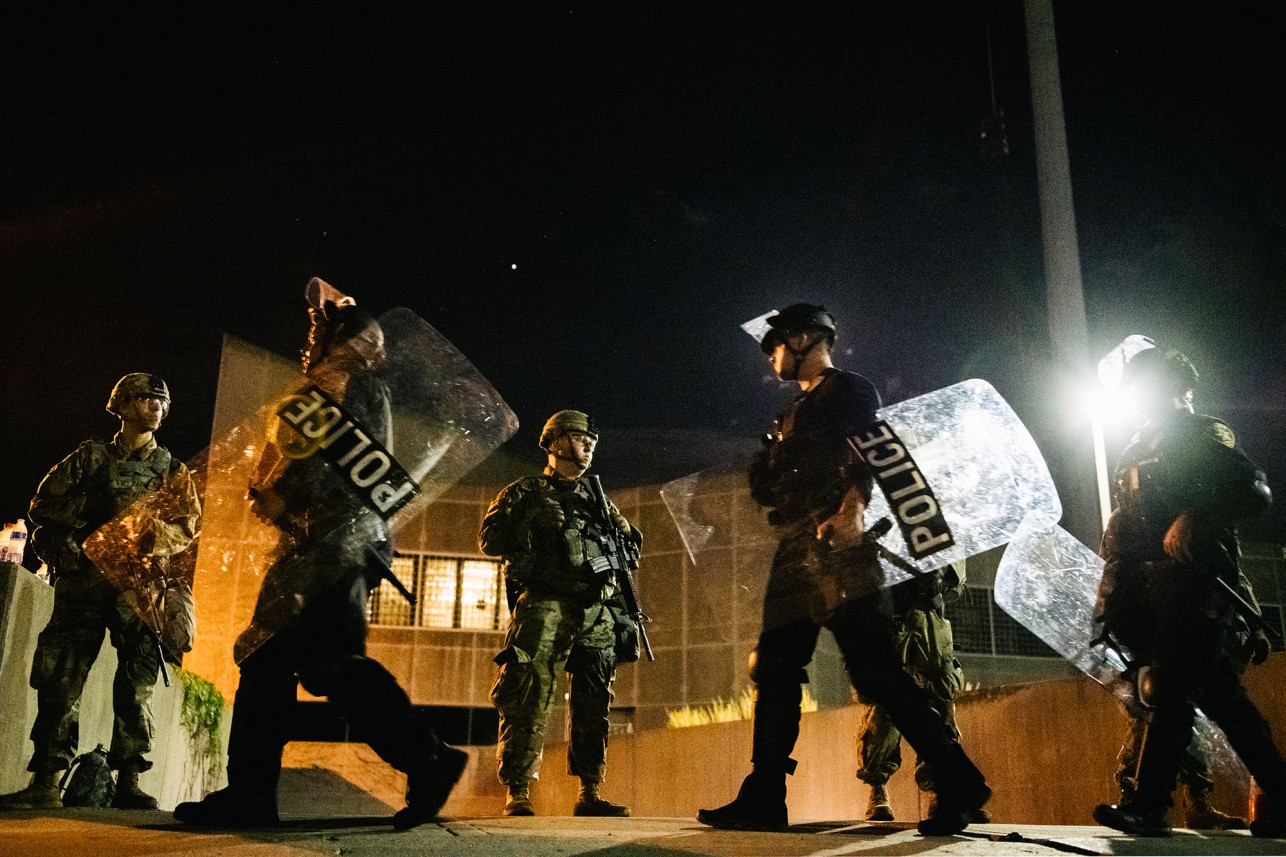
[1252,629,1272,665]
[1162,511,1198,563]
[531,500,566,534]
[610,508,632,537]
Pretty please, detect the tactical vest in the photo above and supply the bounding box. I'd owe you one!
[80,441,175,534]
[526,476,617,602]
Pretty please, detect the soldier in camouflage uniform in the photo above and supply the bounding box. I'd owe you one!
[857,562,976,822]
[480,410,639,817]
[0,374,200,811]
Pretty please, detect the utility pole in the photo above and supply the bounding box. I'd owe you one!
[1023,0,1100,546]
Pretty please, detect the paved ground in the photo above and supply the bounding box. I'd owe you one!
[1,811,1283,857]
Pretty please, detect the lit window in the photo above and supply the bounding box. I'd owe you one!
[368,552,508,631]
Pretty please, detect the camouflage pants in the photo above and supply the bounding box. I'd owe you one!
[28,568,160,772]
[491,593,616,787]
[856,607,961,791]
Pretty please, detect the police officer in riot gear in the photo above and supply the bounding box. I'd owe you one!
[1093,343,1286,838]
[0,374,200,811]
[698,304,991,836]
[480,410,638,817]
[175,297,467,830]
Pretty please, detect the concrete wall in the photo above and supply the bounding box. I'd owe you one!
[261,660,1285,824]
[0,563,231,809]
[519,664,1281,825]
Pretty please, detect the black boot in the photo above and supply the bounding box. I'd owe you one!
[916,746,991,836]
[1093,802,1173,837]
[392,745,469,830]
[173,786,279,827]
[697,771,788,831]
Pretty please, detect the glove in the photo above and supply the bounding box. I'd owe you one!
[530,500,566,534]
[1251,629,1272,665]
[610,508,632,537]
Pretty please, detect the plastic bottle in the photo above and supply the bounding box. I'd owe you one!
[1,519,28,565]
[0,523,13,562]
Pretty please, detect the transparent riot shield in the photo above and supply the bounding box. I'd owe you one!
[80,454,203,680]
[88,308,517,698]
[661,379,1062,632]
[994,514,1247,793]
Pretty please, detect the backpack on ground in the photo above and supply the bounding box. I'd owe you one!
[60,744,116,807]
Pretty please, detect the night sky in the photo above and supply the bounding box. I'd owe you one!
[3,3,1283,543]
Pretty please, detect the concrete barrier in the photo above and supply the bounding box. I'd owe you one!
[0,563,230,809]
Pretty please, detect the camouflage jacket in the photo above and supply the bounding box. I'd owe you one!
[479,468,640,604]
[29,435,200,578]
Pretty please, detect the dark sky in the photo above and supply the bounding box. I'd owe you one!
[2,2,1283,542]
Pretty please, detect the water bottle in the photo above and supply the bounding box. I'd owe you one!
[1,519,28,565]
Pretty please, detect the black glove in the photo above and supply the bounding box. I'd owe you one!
[1251,629,1272,665]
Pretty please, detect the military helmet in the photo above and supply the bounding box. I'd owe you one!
[539,410,599,449]
[760,303,837,354]
[1122,344,1199,396]
[107,373,171,418]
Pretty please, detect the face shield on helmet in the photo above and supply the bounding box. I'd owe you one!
[1121,344,1198,415]
[742,304,838,354]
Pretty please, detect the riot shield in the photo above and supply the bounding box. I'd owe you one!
[993,514,1247,793]
[88,307,517,697]
[80,454,203,676]
[661,379,1061,631]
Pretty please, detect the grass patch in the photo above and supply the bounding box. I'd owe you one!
[666,685,817,729]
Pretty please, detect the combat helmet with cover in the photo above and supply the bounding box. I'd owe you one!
[106,373,170,418]
[539,410,599,450]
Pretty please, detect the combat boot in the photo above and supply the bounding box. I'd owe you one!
[573,781,630,817]
[865,783,893,821]
[393,745,469,830]
[1093,802,1172,837]
[173,786,279,827]
[1185,793,1247,830]
[697,771,788,831]
[917,747,991,836]
[503,782,535,816]
[111,764,158,810]
[925,792,990,824]
[0,772,62,810]
[1251,816,1286,839]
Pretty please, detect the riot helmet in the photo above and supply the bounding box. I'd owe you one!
[539,410,599,450]
[1121,343,1199,398]
[759,304,837,354]
[106,373,171,419]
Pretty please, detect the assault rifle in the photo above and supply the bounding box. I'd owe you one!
[588,475,654,661]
